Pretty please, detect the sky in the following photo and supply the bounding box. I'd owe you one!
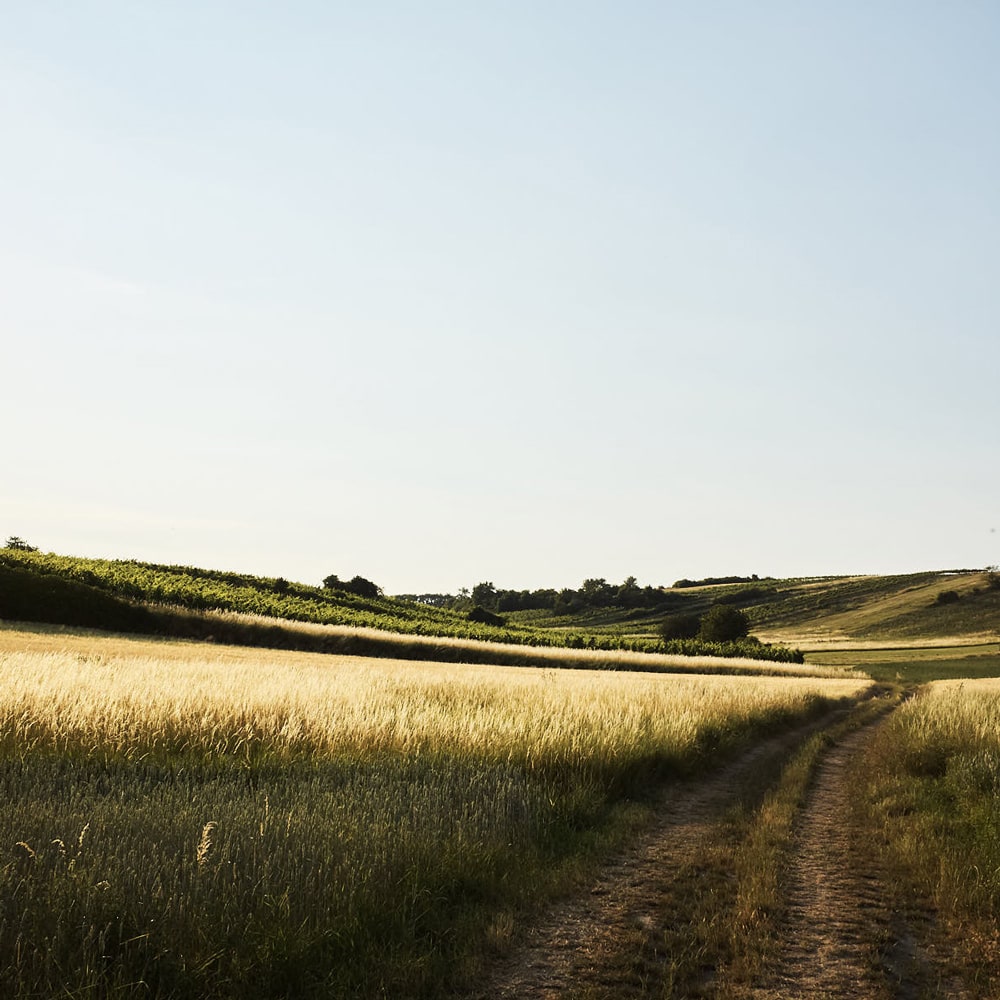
[2,1,998,594]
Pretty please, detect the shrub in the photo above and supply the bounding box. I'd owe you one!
[698,606,750,642]
[659,614,702,641]
[321,574,381,599]
[345,576,381,600]
[935,590,961,606]
[467,605,506,627]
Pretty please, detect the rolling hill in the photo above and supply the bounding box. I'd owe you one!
[2,546,996,659]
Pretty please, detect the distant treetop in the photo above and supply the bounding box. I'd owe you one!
[322,573,382,600]
[673,574,760,589]
[4,536,38,552]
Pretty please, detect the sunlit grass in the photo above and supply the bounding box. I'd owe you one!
[855,679,1000,990]
[0,627,870,998]
[807,643,1000,664]
[806,644,1000,683]
[0,617,844,678]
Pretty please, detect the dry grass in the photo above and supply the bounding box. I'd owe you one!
[0,641,867,765]
[0,625,871,998]
[0,616,844,678]
[778,636,998,653]
[755,571,999,648]
[853,678,1000,993]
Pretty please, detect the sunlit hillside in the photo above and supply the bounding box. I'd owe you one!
[511,571,1000,647]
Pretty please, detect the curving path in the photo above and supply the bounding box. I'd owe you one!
[753,716,971,1000]
[465,698,974,1000]
[464,712,847,1000]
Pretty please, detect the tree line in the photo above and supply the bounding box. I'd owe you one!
[398,577,670,615]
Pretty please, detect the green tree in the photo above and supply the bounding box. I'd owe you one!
[581,578,613,607]
[346,576,381,599]
[553,587,584,615]
[616,576,642,607]
[659,613,701,641]
[698,605,751,642]
[470,581,498,610]
[4,536,37,551]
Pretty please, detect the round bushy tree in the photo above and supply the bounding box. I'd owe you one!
[698,605,750,642]
[346,576,381,599]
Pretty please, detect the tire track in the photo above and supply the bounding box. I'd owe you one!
[752,724,892,999]
[463,708,855,1000]
[465,695,975,1000]
[752,711,972,1000]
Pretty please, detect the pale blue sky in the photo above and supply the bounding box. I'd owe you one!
[3,2,998,593]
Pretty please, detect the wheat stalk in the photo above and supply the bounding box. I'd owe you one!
[196,822,217,868]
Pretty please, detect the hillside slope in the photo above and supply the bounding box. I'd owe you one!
[749,571,1000,645]
[4,547,994,654]
[511,571,999,646]
[0,549,802,663]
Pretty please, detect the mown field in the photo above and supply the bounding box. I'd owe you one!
[0,624,868,999]
[807,642,1000,684]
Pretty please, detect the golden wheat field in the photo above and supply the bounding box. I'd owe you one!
[0,625,871,998]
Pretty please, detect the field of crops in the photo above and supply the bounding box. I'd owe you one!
[0,625,868,998]
[855,678,1000,990]
[0,549,805,662]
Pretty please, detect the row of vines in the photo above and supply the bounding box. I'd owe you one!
[0,550,803,662]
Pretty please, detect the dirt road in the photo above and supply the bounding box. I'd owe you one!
[465,710,849,999]
[466,697,969,1000]
[752,724,894,999]
[754,718,971,1000]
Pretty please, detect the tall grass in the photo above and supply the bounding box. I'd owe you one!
[855,679,1000,989]
[0,628,869,998]
[0,616,840,678]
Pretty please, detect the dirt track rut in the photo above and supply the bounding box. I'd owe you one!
[465,712,845,1000]
[467,698,971,1000]
[752,724,891,999]
[754,715,971,1000]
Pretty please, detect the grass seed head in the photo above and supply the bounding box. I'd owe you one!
[196,822,217,868]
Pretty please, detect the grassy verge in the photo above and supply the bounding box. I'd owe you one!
[0,629,867,999]
[807,644,1000,684]
[852,680,1000,995]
